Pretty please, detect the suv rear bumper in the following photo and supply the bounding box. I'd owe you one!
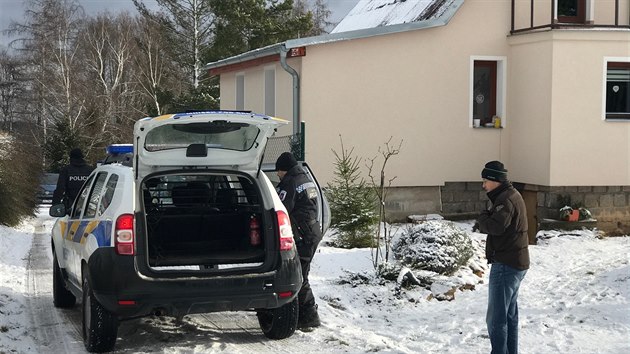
[85,248,302,319]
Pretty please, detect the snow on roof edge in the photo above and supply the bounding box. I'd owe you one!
[203,0,463,72]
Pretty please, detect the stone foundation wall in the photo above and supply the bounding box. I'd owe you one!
[530,185,630,232]
[375,183,630,232]
[439,182,630,233]
[440,182,487,218]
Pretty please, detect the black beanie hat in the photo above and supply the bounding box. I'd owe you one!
[276,152,297,171]
[69,148,84,159]
[482,160,508,182]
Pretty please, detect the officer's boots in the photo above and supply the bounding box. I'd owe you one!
[298,304,321,329]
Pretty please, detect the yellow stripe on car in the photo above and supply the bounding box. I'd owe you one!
[154,114,174,121]
[80,220,100,244]
[68,221,81,240]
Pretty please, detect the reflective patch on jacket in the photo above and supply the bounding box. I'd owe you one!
[278,190,287,201]
[296,182,317,199]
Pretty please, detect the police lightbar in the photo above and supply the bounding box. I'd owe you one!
[106,144,133,155]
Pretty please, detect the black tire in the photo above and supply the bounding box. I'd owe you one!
[53,254,76,308]
[82,271,118,353]
[257,298,299,339]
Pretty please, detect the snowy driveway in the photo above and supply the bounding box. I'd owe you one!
[0,207,629,353]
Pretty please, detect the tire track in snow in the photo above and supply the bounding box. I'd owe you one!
[26,218,85,353]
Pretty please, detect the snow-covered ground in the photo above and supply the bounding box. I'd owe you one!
[1,206,629,353]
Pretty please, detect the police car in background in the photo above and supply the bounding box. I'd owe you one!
[49,111,329,352]
[37,173,59,204]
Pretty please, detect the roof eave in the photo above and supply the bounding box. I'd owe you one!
[203,0,463,72]
[204,43,285,71]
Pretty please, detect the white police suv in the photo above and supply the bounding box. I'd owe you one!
[49,111,329,352]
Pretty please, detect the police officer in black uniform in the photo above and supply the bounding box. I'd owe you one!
[275,152,323,329]
[52,148,94,210]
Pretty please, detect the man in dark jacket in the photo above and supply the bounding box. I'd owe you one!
[275,152,323,329]
[476,160,529,354]
[52,148,94,210]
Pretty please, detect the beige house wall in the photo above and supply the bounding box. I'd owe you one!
[506,29,630,186]
[219,60,301,137]
[300,0,513,187]
[506,32,554,186]
[549,30,630,185]
[216,0,630,189]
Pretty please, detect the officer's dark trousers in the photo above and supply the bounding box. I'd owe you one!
[295,222,323,311]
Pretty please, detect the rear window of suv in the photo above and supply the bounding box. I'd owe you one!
[144,121,260,152]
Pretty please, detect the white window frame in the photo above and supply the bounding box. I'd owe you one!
[469,56,507,128]
[235,73,245,111]
[264,66,276,116]
[602,57,630,121]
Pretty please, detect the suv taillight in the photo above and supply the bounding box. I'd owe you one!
[276,210,294,251]
[115,214,135,255]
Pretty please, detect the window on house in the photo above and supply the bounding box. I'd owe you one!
[558,0,585,23]
[606,62,630,120]
[264,68,275,116]
[473,61,497,127]
[471,57,506,128]
[236,74,244,110]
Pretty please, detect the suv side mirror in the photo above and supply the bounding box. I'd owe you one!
[49,203,66,217]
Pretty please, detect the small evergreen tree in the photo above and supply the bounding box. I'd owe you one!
[326,136,377,248]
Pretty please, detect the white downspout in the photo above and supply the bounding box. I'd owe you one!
[280,46,301,136]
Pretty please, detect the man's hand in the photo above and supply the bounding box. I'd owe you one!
[472,221,480,232]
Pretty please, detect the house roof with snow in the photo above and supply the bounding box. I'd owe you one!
[204,0,463,74]
[332,0,459,33]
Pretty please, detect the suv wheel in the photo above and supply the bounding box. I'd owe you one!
[82,270,118,352]
[256,298,298,339]
[52,253,76,308]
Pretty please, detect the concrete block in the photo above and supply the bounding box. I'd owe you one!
[457,191,480,202]
[565,186,578,192]
[570,194,584,207]
[614,194,627,207]
[442,202,466,214]
[443,182,466,191]
[466,182,481,191]
[600,194,614,208]
[584,194,599,208]
[593,186,607,193]
[578,186,592,193]
[608,186,621,193]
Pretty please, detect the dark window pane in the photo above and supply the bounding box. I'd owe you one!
[473,61,497,124]
[606,64,630,119]
[99,174,119,215]
[559,0,578,17]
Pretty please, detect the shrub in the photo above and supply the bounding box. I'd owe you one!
[393,220,474,275]
[0,133,41,226]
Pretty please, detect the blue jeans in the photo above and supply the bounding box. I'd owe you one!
[487,263,527,354]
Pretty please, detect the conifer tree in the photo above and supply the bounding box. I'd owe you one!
[326,136,378,248]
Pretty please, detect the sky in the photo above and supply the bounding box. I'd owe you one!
[1,207,629,353]
[0,0,361,49]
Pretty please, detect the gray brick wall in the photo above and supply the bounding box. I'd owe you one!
[439,182,630,232]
